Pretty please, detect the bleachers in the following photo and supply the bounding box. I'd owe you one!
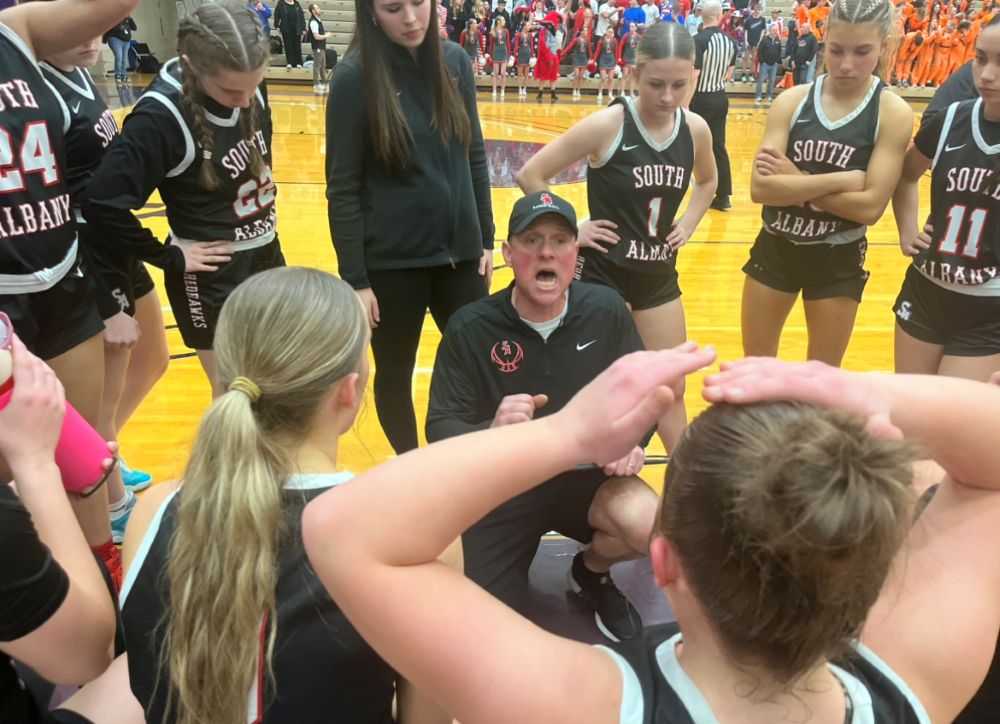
[263,0,934,100]
[266,0,354,81]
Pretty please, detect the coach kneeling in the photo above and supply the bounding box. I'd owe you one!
[426,191,659,642]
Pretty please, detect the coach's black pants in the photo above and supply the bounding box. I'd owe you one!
[281,28,303,66]
[368,261,486,454]
[690,89,733,198]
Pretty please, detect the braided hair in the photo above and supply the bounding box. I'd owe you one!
[826,0,898,79]
[177,0,270,190]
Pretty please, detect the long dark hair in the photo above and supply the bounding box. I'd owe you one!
[350,0,472,171]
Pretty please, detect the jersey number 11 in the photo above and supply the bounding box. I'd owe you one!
[939,205,987,259]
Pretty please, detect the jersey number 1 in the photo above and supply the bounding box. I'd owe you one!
[0,123,60,194]
[939,205,987,258]
[647,198,662,237]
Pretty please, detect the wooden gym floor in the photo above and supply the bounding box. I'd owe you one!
[108,83,928,490]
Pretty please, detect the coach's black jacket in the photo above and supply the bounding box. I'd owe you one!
[427,281,644,443]
[326,41,495,290]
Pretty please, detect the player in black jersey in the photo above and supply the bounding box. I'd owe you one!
[517,22,716,451]
[119,268,448,724]
[0,0,138,587]
[306,350,1000,724]
[40,39,169,546]
[890,17,1000,383]
[84,1,284,398]
[744,0,912,367]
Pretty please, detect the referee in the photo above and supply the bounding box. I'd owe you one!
[689,0,735,211]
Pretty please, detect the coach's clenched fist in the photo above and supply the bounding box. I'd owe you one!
[491,394,549,427]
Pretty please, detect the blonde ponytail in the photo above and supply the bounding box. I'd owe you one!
[161,267,368,724]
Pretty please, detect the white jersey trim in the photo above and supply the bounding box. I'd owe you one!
[790,87,810,127]
[829,663,876,724]
[0,21,36,63]
[598,632,889,724]
[765,222,868,247]
[142,91,197,178]
[170,229,276,254]
[159,58,248,128]
[38,63,96,101]
[813,74,880,132]
[285,472,354,490]
[119,473,351,605]
[0,239,78,294]
[931,101,961,170]
[590,121,624,169]
[0,24,68,134]
[120,487,182,604]
[625,97,682,153]
[915,262,1000,296]
[595,646,644,724]
[44,77,72,134]
[971,97,1000,157]
[853,641,932,724]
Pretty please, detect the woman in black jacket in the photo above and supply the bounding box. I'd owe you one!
[448,0,472,42]
[327,0,494,454]
[103,16,136,82]
[275,0,306,67]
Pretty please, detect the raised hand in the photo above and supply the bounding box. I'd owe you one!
[560,342,716,466]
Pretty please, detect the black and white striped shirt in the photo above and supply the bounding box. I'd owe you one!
[693,26,736,93]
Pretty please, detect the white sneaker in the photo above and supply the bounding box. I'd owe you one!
[286,64,292,69]
[500,89,505,99]
[492,90,497,99]
[597,91,603,104]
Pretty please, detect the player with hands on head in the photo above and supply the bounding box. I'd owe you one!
[426,191,659,642]
[517,21,717,453]
[307,342,1000,724]
[304,343,718,724]
[889,14,1000,382]
[743,0,913,368]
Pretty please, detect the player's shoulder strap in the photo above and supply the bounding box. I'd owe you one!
[135,61,197,178]
[597,622,693,724]
[590,96,629,169]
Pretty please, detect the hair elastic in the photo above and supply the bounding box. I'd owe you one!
[229,376,262,401]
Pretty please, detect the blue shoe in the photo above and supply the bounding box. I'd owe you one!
[110,491,137,545]
[120,459,152,492]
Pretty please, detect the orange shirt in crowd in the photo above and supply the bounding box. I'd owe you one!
[795,1,809,28]
[809,2,829,40]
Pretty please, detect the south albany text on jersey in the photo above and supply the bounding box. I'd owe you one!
[0,195,71,240]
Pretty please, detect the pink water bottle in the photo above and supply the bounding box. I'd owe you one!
[0,312,116,495]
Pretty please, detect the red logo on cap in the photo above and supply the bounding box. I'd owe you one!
[539,192,555,208]
[491,340,524,373]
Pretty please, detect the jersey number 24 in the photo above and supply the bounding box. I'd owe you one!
[0,123,59,193]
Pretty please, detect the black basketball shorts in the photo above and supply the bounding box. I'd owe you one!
[462,467,607,612]
[743,228,870,302]
[0,257,105,361]
[894,265,1000,357]
[164,239,285,350]
[575,247,681,311]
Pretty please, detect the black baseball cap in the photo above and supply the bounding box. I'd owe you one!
[508,191,578,236]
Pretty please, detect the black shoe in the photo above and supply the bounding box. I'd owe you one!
[569,552,642,642]
[710,195,732,211]
[550,90,558,103]
[536,90,544,102]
